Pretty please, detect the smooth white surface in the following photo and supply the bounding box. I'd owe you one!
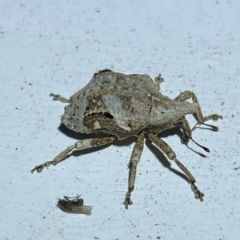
[1,0,239,239]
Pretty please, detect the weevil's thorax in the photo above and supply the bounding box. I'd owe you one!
[149,97,198,134]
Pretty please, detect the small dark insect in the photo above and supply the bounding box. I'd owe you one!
[57,195,92,215]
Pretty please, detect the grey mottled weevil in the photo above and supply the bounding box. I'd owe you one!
[31,69,222,209]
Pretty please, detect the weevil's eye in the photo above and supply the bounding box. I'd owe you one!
[182,135,189,144]
[174,122,189,143]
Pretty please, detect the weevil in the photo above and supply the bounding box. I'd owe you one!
[31,69,222,208]
[57,195,92,215]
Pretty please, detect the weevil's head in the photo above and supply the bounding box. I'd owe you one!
[61,102,83,132]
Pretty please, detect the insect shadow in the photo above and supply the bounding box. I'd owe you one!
[58,123,206,183]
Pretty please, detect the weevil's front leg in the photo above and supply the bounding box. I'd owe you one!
[123,132,144,209]
[50,93,71,103]
[148,133,204,201]
[174,90,222,130]
[31,136,115,173]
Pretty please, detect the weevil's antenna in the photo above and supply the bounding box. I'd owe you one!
[175,122,210,153]
[189,136,210,152]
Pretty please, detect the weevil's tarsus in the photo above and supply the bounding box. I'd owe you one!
[50,93,70,103]
[203,114,223,122]
[234,166,240,171]
[192,114,223,132]
[191,183,204,201]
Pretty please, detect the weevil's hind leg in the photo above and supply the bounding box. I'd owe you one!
[50,93,71,103]
[123,132,145,209]
[174,90,222,131]
[148,133,204,201]
[31,136,115,173]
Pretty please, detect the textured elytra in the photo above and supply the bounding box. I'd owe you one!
[31,69,222,209]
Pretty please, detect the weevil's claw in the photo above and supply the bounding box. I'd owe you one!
[206,114,223,122]
[123,198,133,209]
[191,183,204,201]
[31,160,53,173]
[123,192,133,209]
[50,93,59,99]
[31,165,43,173]
[50,93,70,103]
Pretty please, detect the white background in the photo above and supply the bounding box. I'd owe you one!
[1,0,240,239]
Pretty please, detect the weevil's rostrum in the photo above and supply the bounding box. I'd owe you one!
[31,69,222,209]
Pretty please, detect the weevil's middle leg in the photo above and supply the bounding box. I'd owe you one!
[123,132,144,209]
[148,133,204,201]
[50,93,71,103]
[174,90,222,131]
[31,136,115,173]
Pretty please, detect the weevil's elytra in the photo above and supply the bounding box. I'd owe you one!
[32,69,223,209]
